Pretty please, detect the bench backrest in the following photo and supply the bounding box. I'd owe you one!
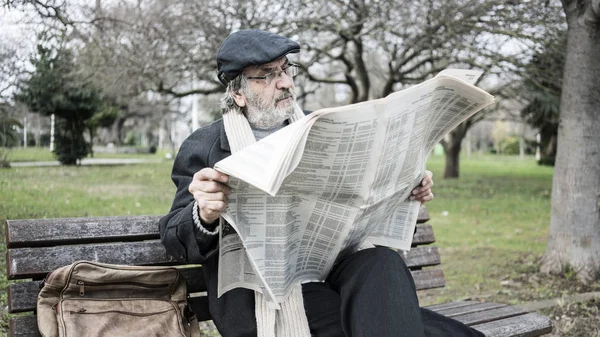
[4,207,443,337]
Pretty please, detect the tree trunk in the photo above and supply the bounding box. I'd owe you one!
[88,128,95,158]
[353,40,370,102]
[519,123,525,160]
[108,117,126,145]
[444,143,461,178]
[441,121,470,179]
[540,0,600,283]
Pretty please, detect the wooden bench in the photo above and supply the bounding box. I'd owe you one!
[5,209,553,337]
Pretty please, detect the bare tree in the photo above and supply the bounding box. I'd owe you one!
[0,43,20,100]
[284,0,563,178]
[18,0,303,141]
[75,0,299,97]
[7,0,565,173]
[540,0,600,283]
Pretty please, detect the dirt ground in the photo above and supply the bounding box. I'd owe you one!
[492,254,600,337]
[543,299,600,337]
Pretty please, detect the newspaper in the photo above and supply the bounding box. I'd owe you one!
[214,69,495,307]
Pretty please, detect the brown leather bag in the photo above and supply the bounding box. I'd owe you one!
[37,261,201,337]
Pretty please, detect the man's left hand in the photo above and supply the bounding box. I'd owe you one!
[410,170,434,204]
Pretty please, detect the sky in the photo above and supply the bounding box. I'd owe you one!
[1,5,63,99]
[1,6,38,50]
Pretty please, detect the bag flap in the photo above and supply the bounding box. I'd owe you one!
[70,261,180,285]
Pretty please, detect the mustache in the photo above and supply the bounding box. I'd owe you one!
[275,89,295,103]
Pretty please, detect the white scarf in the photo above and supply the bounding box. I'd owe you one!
[222,103,311,337]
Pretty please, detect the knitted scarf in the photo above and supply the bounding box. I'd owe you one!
[222,103,311,337]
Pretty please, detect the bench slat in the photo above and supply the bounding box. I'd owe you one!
[5,211,431,249]
[5,215,162,248]
[472,312,553,337]
[10,305,551,337]
[413,268,445,290]
[435,302,507,317]
[7,281,39,314]
[7,240,179,279]
[428,302,552,336]
[417,206,430,223]
[451,305,527,326]
[5,211,430,249]
[399,246,441,268]
[8,267,443,313]
[427,301,534,327]
[425,300,479,312]
[412,224,435,246]
[7,266,208,313]
[10,316,40,337]
[7,240,439,280]
[9,298,213,337]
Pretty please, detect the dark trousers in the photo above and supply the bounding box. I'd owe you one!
[210,247,485,337]
[303,247,485,337]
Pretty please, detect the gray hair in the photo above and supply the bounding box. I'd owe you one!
[220,75,248,114]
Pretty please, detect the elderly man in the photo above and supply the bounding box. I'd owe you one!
[159,30,483,337]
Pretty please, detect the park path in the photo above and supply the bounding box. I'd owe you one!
[9,158,165,167]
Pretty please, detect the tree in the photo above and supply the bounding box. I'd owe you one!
[285,0,563,178]
[0,41,21,100]
[17,43,102,165]
[9,0,565,175]
[0,103,22,166]
[0,104,21,146]
[520,31,566,166]
[491,121,509,154]
[0,39,24,153]
[31,0,270,143]
[540,0,600,283]
[0,33,32,163]
[85,102,118,157]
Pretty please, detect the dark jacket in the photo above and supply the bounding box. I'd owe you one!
[159,118,258,336]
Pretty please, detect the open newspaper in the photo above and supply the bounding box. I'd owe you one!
[214,69,495,308]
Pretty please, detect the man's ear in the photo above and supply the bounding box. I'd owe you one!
[232,89,246,107]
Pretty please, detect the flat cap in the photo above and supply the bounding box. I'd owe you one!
[216,29,300,85]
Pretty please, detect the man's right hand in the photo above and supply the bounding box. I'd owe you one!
[189,168,231,224]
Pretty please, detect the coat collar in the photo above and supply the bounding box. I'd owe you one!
[219,119,231,152]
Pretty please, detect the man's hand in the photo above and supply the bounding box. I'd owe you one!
[410,170,434,204]
[189,168,231,224]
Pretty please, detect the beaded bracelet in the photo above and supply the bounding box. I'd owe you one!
[192,200,220,236]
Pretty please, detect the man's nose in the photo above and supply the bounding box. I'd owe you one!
[275,71,294,90]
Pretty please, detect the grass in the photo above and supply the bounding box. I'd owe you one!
[0,162,175,220]
[419,154,555,305]
[1,152,598,336]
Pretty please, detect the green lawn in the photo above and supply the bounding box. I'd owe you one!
[0,161,175,220]
[420,154,555,303]
[1,153,595,336]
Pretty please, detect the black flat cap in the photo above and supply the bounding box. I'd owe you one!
[216,29,300,85]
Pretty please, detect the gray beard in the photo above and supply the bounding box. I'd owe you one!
[244,89,296,129]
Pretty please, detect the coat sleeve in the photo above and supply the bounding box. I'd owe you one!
[158,132,220,264]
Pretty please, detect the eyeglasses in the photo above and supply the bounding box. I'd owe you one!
[245,63,300,85]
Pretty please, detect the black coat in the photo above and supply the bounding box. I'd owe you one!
[159,118,258,336]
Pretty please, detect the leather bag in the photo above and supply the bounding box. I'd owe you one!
[37,261,201,337]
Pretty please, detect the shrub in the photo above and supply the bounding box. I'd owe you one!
[501,136,520,155]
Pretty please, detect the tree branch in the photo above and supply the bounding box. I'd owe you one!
[156,81,224,98]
